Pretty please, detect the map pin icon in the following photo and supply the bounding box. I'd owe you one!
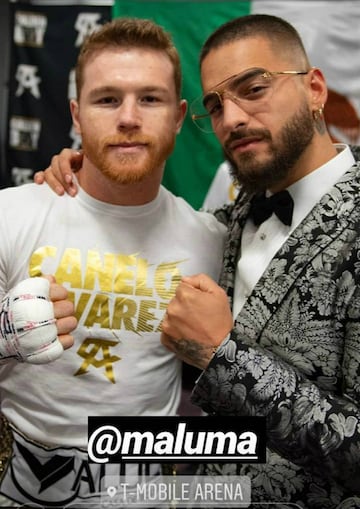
[107,486,117,498]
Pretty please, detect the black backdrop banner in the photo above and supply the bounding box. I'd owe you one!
[6,2,111,187]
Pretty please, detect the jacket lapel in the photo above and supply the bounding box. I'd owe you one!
[228,163,360,341]
[218,191,250,309]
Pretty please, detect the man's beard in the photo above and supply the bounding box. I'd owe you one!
[224,102,315,194]
[82,133,175,185]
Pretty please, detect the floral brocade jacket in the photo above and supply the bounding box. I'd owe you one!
[192,148,360,509]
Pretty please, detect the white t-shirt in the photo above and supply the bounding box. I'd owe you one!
[0,183,226,506]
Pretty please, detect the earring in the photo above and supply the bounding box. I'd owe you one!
[313,104,324,121]
[313,104,326,134]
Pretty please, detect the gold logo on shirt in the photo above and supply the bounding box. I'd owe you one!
[28,246,186,382]
[75,338,121,383]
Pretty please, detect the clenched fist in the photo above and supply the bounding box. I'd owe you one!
[0,276,76,364]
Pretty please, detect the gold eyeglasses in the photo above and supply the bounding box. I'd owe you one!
[191,67,309,133]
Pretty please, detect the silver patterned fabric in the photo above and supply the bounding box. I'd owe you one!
[192,147,360,508]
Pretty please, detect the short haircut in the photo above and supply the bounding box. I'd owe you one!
[75,17,182,100]
[200,14,310,68]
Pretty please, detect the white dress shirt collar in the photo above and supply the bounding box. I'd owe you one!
[232,144,356,319]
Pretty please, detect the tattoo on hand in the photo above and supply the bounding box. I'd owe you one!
[173,338,213,367]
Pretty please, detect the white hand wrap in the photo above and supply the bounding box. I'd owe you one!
[0,277,64,364]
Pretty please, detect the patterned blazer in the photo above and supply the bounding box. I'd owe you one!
[192,146,360,508]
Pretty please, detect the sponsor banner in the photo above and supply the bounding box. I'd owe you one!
[6,2,111,187]
[88,416,266,464]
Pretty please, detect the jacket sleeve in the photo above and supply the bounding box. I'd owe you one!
[191,290,360,493]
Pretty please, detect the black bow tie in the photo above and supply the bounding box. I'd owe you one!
[249,190,294,226]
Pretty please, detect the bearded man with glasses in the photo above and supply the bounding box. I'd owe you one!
[35,13,360,509]
[162,14,360,509]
